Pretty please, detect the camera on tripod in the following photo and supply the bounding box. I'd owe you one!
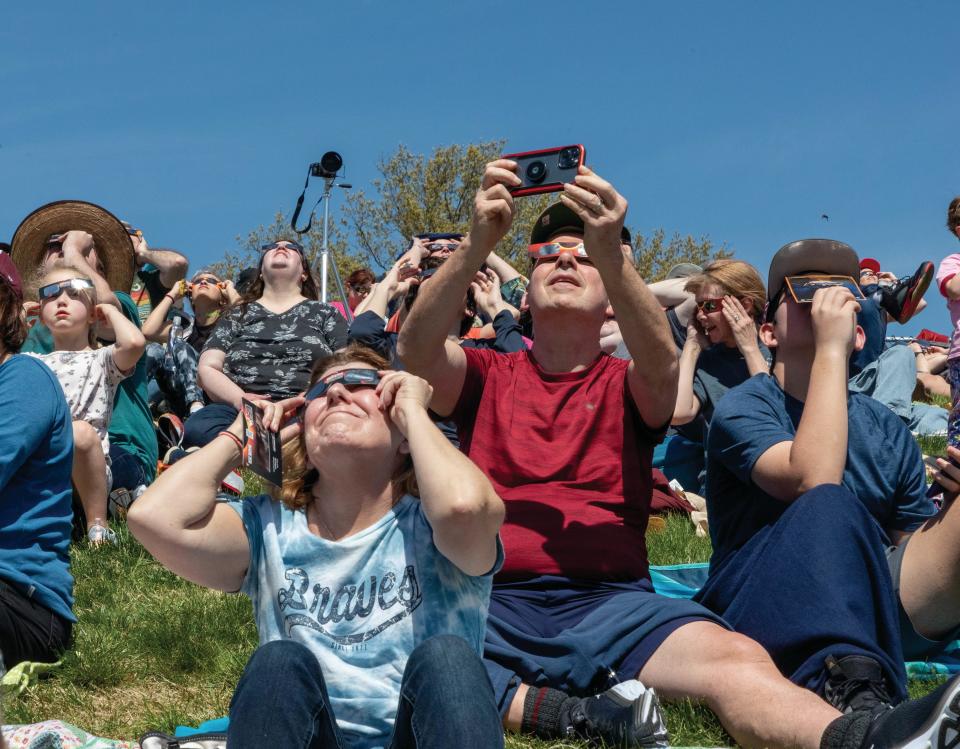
[310,151,343,180]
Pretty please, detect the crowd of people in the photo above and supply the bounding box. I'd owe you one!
[1,163,960,749]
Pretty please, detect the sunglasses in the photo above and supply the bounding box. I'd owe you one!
[260,241,305,255]
[304,369,381,402]
[349,284,372,296]
[696,297,725,314]
[528,241,588,259]
[425,242,459,253]
[192,276,221,287]
[45,233,64,249]
[38,277,95,301]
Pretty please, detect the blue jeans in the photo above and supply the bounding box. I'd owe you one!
[109,443,147,492]
[227,636,503,749]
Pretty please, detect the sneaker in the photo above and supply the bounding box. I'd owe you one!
[87,523,118,546]
[221,469,245,496]
[562,679,669,748]
[156,412,185,454]
[882,261,933,324]
[823,655,893,714]
[859,673,960,748]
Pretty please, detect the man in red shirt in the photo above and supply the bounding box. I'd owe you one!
[398,161,938,749]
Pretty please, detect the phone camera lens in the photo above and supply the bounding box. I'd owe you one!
[526,160,547,184]
[558,147,581,170]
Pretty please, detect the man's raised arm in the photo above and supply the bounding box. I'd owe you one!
[560,167,679,428]
[397,159,520,416]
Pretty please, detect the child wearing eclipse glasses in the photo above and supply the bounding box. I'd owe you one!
[25,262,145,546]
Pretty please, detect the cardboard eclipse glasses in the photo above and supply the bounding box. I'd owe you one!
[528,241,588,260]
[784,275,865,304]
[304,369,381,402]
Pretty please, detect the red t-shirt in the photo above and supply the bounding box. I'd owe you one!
[450,348,664,583]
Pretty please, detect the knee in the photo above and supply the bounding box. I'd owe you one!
[406,635,486,686]
[408,634,477,672]
[71,421,100,453]
[247,639,315,676]
[792,484,869,525]
[700,629,774,673]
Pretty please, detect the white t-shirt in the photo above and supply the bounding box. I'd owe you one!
[228,493,502,749]
[27,346,129,461]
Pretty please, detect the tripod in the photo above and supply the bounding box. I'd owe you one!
[317,176,352,323]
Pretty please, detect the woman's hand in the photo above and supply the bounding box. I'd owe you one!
[376,370,433,437]
[721,296,759,353]
[255,395,306,444]
[933,445,960,503]
[685,319,709,352]
[470,269,509,319]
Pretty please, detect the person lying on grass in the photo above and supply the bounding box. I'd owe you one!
[696,239,960,747]
[0,254,75,670]
[129,344,506,749]
[26,256,145,546]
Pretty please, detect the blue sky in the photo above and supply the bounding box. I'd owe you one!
[2,1,957,335]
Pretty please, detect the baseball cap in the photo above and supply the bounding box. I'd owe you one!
[0,253,23,301]
[766,239,859,302]
[665,263,703,280]
[416,233,464,242]
[530,203,632,246]
[859,257,881,274]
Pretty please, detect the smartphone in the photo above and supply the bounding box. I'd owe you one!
[502,145,585,197]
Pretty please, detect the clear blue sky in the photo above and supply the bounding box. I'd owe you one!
[2,1,957,335]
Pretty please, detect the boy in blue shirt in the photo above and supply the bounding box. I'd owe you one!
[698,238,960,748]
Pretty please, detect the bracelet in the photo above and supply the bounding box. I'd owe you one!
[165,294,176,304]
[217,431,244,453]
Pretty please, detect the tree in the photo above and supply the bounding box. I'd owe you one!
[342,141,552,270]
[630,229,732,283]
[220,141,733,295]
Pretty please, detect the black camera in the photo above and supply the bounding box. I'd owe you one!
[526,160,547,184]
[310,151,343,179]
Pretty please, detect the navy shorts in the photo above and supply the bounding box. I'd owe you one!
[483,575,728,715]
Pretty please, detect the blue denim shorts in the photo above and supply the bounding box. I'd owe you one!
[483,575,727,715]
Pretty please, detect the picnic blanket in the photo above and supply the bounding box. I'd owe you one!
[649,562,960,678]
[1,721,137,749]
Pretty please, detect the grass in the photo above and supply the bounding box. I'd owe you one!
[3,439,951,746]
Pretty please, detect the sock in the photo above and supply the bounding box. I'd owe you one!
[819,712,872,749]
[520,686,577,739]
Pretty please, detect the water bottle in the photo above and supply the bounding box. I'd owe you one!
[165,315,184,368]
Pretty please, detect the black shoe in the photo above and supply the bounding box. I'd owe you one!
[823,655,893,714]
[859,673,960,748]
[881,261,933,324]
[562,680,669,748]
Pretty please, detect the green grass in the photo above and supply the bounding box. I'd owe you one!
[0,477,946,747]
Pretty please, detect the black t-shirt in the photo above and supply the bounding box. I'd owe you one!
[203,300,348,399]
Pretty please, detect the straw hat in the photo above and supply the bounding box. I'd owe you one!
[11,200,135,293]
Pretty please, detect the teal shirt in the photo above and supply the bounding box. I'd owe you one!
[23,292,157,482]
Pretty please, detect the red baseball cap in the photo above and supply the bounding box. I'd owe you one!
[0,252,23,301]
[859,257,881,274]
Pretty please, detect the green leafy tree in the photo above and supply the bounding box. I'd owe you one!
[220,142,732,296]
[630,229,732,282]
[342,141,552,270]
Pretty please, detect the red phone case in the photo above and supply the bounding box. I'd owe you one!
[502,144,586,197]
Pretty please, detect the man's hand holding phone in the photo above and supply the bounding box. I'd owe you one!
[470,160,520,254]
[559,166,629,265]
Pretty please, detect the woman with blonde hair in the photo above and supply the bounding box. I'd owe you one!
[672,258,770,433]
[129,343,506,748]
